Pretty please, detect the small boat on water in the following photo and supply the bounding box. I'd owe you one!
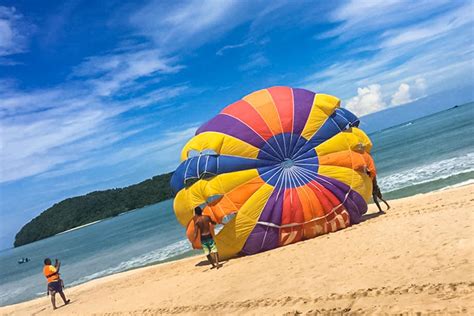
[17,257,30,264]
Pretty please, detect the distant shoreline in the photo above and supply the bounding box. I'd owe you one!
[55,220,103,235]
[13,172,174,248]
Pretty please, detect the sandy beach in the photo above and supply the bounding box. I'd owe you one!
[2,184,473,315]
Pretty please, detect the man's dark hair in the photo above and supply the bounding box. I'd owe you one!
[194,206,203,216]
[44,258,51,265]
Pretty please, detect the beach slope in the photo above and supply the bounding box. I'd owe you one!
[2,185,473,315]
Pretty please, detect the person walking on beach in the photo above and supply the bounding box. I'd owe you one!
[193,206,222,269]
[372,177,391,213]
[43,258,70,310]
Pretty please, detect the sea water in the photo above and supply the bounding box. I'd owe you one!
[371,103,474,198]
[0,103,473,307]
[0,200,200,306]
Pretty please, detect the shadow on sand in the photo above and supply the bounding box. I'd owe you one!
[360,211,385,222]
[194,260,209,267]
[195,259,228,269]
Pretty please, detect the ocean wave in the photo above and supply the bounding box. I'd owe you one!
[0,285,30,306]
[68,239,191,287]
[378,152,474,193]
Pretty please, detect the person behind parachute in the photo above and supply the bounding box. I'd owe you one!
[360,150,390,213]
[371,177,390,213]
[43,258,70,310]
[318,145,390,213]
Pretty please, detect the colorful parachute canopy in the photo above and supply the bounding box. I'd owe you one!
[170,86,374,259]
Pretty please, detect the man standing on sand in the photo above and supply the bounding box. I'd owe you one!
[193,206,222,269]
[361,150,391,213]
[371,177,391,213]
[43,258,70,310]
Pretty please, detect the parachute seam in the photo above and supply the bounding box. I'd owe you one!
[267,89,288,158]
[288,93,318,157]
[294,166,359,215]
[289,168,346,224]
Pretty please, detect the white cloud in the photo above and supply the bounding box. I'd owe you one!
[128,1,317,53]
[38,125,199,181]
[345,84,386,116]
[72,49,183,97]
[1,104,120,182]
[0,42,189,183]
[391,83,411,106]
[380,4,473,49]
[239,52,270,72]
[321,0,453,41]
[345,77,431,115]
[303,2,474,102]
[129,0,248,52]
[390,78,428,106]
[0,82,189,183]
[0,6,30,57]
[216,39,252,56]
[414,77,427,96]
[216,37,269,56]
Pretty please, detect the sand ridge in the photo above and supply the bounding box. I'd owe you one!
[1,184,473,315]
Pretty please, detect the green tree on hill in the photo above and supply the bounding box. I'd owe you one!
[14,173,174,247]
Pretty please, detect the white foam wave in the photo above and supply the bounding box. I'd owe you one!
[68,239,191,287]
[0,286,30,306]
[378,152,474,192]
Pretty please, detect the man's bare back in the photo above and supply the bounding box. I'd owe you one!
[193,206,222,269]
[194,215,213,236]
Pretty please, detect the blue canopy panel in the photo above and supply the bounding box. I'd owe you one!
[170,154,272,193]
[292,108,360,160]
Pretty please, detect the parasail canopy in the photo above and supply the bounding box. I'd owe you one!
[170,86,375,259]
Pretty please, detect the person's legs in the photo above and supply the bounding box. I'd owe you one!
[375,190,390,211]
[373,194,384,213]
[209,241,221,269]
[58,290,70,305]
[380,197,391,210]
[50,292,57,309]
[211,252,222,269]
[203,244,216,267]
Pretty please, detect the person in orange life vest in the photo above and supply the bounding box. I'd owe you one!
[43,258,70,310]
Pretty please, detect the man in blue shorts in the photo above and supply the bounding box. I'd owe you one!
[43,258,70,309]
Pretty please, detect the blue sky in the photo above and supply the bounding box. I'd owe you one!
[0,0,473,249]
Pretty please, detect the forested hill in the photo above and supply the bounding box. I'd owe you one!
[14,173,174,247]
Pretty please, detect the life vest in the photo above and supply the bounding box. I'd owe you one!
[43,265,59,283]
